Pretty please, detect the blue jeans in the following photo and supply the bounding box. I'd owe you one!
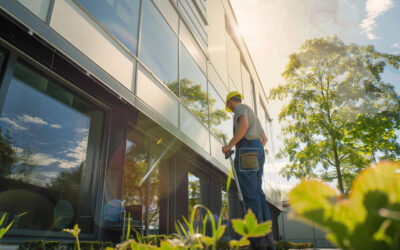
[234,138,273,248]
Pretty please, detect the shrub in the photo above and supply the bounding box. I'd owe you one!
[17,240,113,250]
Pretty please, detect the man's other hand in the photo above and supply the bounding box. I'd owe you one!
[222,145,233,155]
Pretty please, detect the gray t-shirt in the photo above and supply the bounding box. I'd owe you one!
[233,104,264,142]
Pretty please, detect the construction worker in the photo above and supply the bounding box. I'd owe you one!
[222,91,275,250]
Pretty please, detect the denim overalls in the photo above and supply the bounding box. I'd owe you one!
[234,138,273,248]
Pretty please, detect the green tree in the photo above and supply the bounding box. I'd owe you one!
[269,36,400,194]
[168,78,229,141]
[0,129,18,177]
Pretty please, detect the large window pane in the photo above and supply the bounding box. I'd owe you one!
[0,62,103,233]
[0,48,6,75]
[208,82,232,141]
[17,0,50,22]
[78,0,140,55]
[123,121,176,235]
[179,44,208,126]
[241,64,254,110]
[226,34,241,90]
[140,0,178,95]
[188,172,200,227]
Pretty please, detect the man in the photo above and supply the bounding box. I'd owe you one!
[222,91,275,250]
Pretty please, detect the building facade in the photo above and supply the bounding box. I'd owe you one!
[0,0,281,244]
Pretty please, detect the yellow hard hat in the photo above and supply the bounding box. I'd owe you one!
[225,91,243,113]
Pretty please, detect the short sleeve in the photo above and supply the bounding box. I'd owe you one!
[235,104,247,123]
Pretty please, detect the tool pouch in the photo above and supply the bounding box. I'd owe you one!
[238,148,259,171]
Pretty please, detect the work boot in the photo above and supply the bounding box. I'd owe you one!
[265,233,276,250]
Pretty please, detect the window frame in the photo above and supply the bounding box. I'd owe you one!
[0,42,109,238]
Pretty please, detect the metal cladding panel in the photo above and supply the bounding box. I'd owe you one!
[50,0,135,91]
[179,104,210,154]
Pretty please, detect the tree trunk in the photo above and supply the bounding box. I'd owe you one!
[332,138,344,194]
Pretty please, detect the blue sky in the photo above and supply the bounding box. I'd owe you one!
[231,0,400,194]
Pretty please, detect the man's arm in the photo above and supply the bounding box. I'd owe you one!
[222,115,248,154]
[262,131,268,147]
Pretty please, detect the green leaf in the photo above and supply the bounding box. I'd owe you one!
[231,218,247,236]
[244,209,257,231]
[201,236,214,246]
[229,237,250,249]
[250,221,272,237]
[226,166,233,191]
[289,162,400,250]
[0,213,6,227]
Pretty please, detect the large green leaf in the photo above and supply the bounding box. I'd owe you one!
[289,161,400,250]
[231,209,271,237]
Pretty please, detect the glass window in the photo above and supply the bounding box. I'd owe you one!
[0,48,6,75]
[179,44,208,126]
[208,82,232,142]
[78,0,140,55]
[0,62,104,233]
[179,21,207,73]
[152,0,179,33]
[17,0,50,22]
[123,120,177,235]
[188,172,200,225]
[226,34,241,90]
[140,0,178,95]
[221,189,229,240]
[241,64,255,110]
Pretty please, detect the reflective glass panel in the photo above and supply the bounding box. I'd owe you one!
[226,34,241,90]
[208,82,232,141]
[0,48,6,75]
[188,172,200,223]
[221,189,229,240]
[241,64,254,110]
[78,0,140,55]
[0,62,103,232]
[17,0,50,22]
[179,44,208,126]
[140,0,178,95]
[123,120,177,235]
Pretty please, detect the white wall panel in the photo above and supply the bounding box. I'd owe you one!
[180,105,210,153]
[50,0,135,90]
[137,69,179,127]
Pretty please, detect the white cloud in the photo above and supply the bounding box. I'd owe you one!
[0,117,28,131]
[18,114,48,125]
[360,0,394,40]
[75,128,89,134]
[66,137,88,161]
[392,42,400,49]
[30,152,59,166]
[50,124,62,129]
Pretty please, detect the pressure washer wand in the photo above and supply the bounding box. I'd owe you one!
[223,138,246,215]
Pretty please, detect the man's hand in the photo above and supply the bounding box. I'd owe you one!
[222,145,233,155]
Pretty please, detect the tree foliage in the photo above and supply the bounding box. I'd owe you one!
[269,36,400,194]
[168,78,229,141]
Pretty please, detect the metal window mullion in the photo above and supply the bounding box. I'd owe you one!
[45,0,55,25]
[0,52,18,115]
[134,0,144,95]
